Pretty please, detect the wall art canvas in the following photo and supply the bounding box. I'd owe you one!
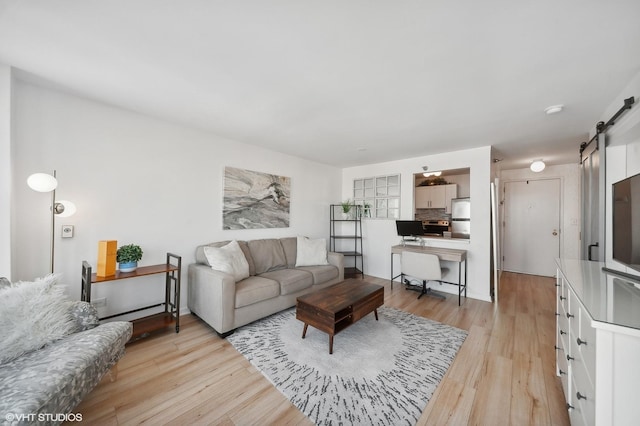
[223,166,291,229]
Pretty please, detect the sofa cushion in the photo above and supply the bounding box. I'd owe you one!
[248,239,287,274]
[0,274,77,364]
[0,321,132,420]
[296,265,340,284]
[235,276,280,308]
[197,240,255,276]
[261,268,313,295]
[0,277,10,289]
[280,237,297,267]
[204,241,250,282]
[295,236,329,267]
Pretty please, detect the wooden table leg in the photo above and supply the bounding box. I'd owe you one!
[374,309,379,321]
[302,323,308,339]
[329,334,334,354]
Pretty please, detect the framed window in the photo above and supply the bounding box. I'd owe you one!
[353,174,400,219]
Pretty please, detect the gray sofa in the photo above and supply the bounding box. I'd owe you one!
[0,288,132,426]
[188,237,344,336]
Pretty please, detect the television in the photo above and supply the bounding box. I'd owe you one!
[395,220,424,238]
[612,172,640,279]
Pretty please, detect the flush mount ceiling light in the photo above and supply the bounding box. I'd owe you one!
[421,166,442,178]
[530,160,546,172]
[544,104,564,115]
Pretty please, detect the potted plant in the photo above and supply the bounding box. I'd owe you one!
[363,202,372,218]
[117,244,143,272]
[340,199,353,219]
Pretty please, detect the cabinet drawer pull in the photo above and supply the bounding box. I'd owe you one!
[566,312,574,319]
[566,403,574,410]
[555,283,560,287]
[576,392,587,400]
[566,354,574,361]
[576,337,587,346]
[560,330,567,335]
[559,369,566,375]
[554,345,561,351]
[559,295,566,301]
[555,312,560,316]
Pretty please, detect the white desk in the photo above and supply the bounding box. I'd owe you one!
[391,244,467,305]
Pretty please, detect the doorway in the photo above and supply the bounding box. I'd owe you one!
[502,178,561,277]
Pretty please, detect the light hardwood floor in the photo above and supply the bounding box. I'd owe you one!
[71,272,570,425]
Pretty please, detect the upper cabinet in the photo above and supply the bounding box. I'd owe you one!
[415,183,458,211]
[414,168,469,213]
[444,184,458,214]
[415,185,448,209]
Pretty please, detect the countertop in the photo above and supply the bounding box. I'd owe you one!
[555,258,640,332]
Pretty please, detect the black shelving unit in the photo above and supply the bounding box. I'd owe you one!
[330,204,364,278]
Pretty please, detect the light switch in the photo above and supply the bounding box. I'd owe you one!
[62,225,74,238]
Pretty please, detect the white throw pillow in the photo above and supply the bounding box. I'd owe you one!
[204,240,250,282]
[295,236,329,267]
[0,274,77,363]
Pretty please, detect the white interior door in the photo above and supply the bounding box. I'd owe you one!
[503,178,560,277]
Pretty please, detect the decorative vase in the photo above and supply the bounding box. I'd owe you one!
[119,261,137,272]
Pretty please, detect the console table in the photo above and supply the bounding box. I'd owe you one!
[555,258,640,425]
[390,245,467,305]
[81,253,181,340]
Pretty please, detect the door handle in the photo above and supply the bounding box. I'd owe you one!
[552,229,558,236]
[588,242,599,261]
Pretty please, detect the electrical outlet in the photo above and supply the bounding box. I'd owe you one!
[91,297,106,308]
[62,225,74,238]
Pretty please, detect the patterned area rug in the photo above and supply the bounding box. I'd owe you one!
[227,306,467,425]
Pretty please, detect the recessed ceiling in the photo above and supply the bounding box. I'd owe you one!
[1,0,639,169]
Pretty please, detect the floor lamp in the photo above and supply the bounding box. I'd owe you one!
[27,170,76,273]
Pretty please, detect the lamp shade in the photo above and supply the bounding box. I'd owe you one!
[56,200,77,217]
[27,173,58,192]
[530,160,546,172]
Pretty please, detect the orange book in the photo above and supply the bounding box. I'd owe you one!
[97,240,117,277]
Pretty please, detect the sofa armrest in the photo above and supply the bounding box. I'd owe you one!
[327,252,345,282]
[187,264,237,334]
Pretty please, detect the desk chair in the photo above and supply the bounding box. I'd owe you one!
[400,251,448,300]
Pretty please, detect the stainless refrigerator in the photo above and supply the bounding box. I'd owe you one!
[451,197,471,239]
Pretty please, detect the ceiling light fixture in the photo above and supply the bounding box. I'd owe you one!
[530,160,546,172]
[421,165,442,178]
[544,104,564,115]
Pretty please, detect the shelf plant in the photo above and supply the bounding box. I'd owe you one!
[340,199,353,219]
[117,244,143,272]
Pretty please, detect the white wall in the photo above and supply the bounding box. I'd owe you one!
[342,146,492,302]
[604,70,640,272]
[11,80,341,317]
[499,163,581,260]
[0,65,12,279]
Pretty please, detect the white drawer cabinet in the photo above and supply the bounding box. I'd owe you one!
[555,259,640,426]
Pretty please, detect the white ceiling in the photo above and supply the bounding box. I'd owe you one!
[1,0,639,169]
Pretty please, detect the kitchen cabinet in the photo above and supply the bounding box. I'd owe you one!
[445,184,458,214]
[415,184,457,210]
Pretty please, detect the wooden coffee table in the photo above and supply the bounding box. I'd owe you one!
[296,279,384,354]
